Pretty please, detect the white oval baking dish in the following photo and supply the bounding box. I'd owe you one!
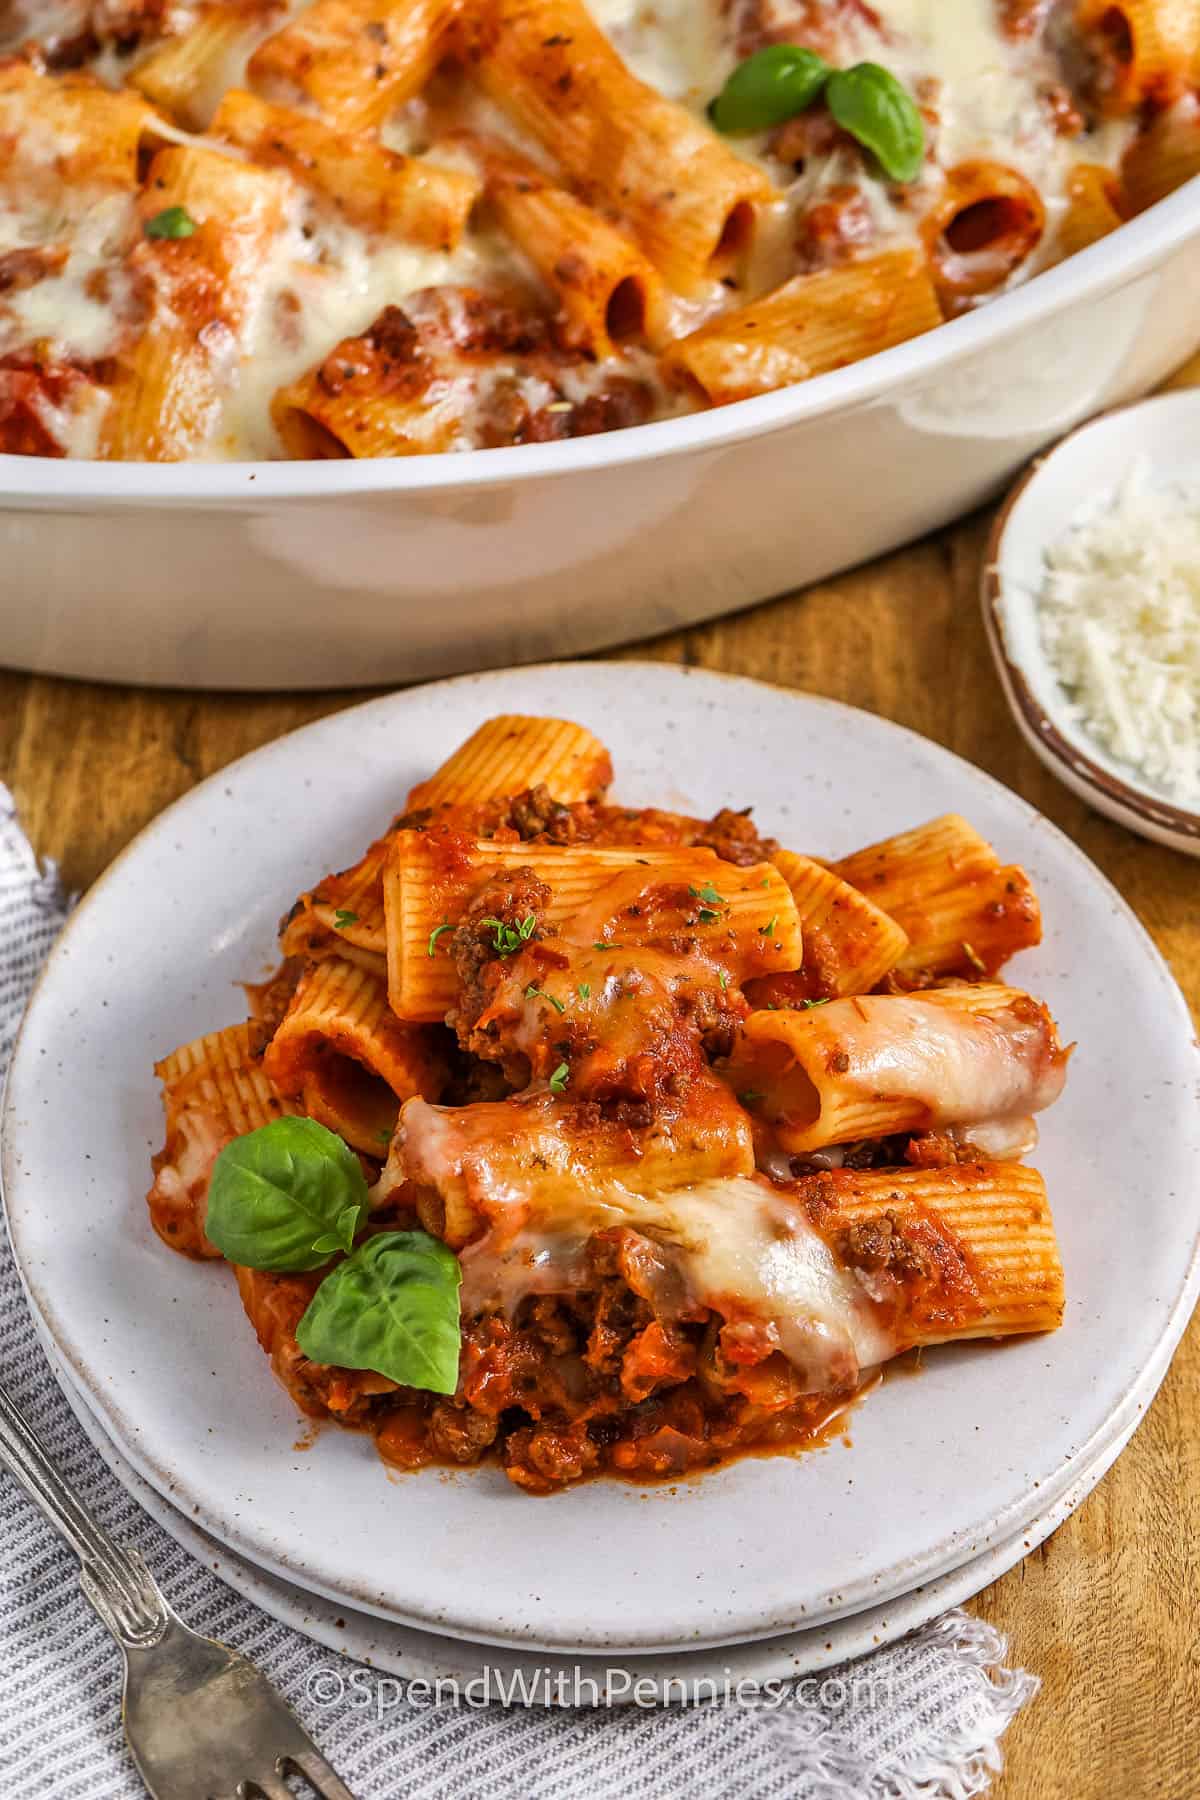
[4,178,1199,690]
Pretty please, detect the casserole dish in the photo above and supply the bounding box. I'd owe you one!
[3,180,1199,690]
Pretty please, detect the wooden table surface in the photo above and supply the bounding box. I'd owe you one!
[3,361,1198,1799]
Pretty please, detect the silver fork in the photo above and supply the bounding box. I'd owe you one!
[0,1377,358,1800]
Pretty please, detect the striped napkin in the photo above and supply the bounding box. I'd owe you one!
[0,782,1036,1799]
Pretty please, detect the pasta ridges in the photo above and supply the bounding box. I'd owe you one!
[264,956,449,1152]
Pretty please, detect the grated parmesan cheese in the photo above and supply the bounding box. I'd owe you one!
[1035,460,1200,809]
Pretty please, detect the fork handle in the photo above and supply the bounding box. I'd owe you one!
[0,1378,169,1648]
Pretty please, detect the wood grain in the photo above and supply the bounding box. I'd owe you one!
[1,437,1198,1800]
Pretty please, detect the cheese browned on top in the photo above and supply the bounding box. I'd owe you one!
[0,0,1142,456]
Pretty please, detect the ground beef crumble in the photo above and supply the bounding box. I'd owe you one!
[448,867,553,1068]
[506,783,579,843]
[840,1210,934,1280]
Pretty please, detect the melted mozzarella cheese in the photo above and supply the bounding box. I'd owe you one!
[453,1173,896,1392]
[875,0,1057,172]
[0,194,139,449]
[797,992,1067,1127]
[585,0,724,107]
[395,1095,897,1395]
[0,0,1138,457]
[218,209,464,460]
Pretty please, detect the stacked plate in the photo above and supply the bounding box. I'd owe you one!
[4,666,1198,1698]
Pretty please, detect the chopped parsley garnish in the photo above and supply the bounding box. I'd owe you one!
[548,1061,570,1094]
[375,1128,393,1145]
[593,940,624,950]
[758,915,778,936]
[697,907,720,924]
[800,996,831,1009]
[762,876,771,887]
[333,909,359,930]
[738,1089,765,1106]
[479,914,537,956]
[577,982,591,1000]
[718,971,729,991]
[427,920,453,957]
[689,882,725,905]
[525,983,565,1013]
[144,205,196,240]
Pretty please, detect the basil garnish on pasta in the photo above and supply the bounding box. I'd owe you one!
[205,1116,366,1271]
[707,45,830,133]
[826,63,925,184]
[295,1231,462,1397]
[708,50,924,184]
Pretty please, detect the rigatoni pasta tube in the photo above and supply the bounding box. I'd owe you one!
[1074,0,1200,115]
[386,837,801,1020]
[0,63,158,190]
[831,816,1042,979]
[131,13,274,128]
[921,161,1045,309]
[407,715,613,810]
[806,1162,1064,1345]
[390,1082,755,1246]
[1055,163,1125,259]
[453,131,666,356]
[263,956,448,1152]
[148,1021,299,1258]
[248,0,462,129]
[212,89,480,250]
[100,145,290,460]
[769,849,908,996]
[398,1151,1064,1356]
[891,865,1041,978]
[283,718,613,962]
[721,987,1068,1155]
[457,0,775,293]
[833,815,997,906]
[271,305,456,459]
[1122,93,1200,211]
[283,835,393,960]
[661,251,941,405]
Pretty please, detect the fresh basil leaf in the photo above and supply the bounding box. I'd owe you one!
[205,1116,367,1272]
[310,1205,363,1256]
[708,45,830,134]
[144,205,197,240]
[295,1231,462,1396]
[826,62,924,184]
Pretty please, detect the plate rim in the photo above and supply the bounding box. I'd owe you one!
[4,661,1199,1651]
[40,1304,1142,1696]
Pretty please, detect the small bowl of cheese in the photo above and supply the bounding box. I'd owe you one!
[984,389,1200,858]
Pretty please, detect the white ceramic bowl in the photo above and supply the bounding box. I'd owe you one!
[984,389,1200,858]
[4,183,1200,690]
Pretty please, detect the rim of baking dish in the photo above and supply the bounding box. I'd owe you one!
[2,179,1198,506]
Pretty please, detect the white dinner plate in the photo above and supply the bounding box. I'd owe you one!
[43,1309,1140,1699]
[3,663,1198,1653]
